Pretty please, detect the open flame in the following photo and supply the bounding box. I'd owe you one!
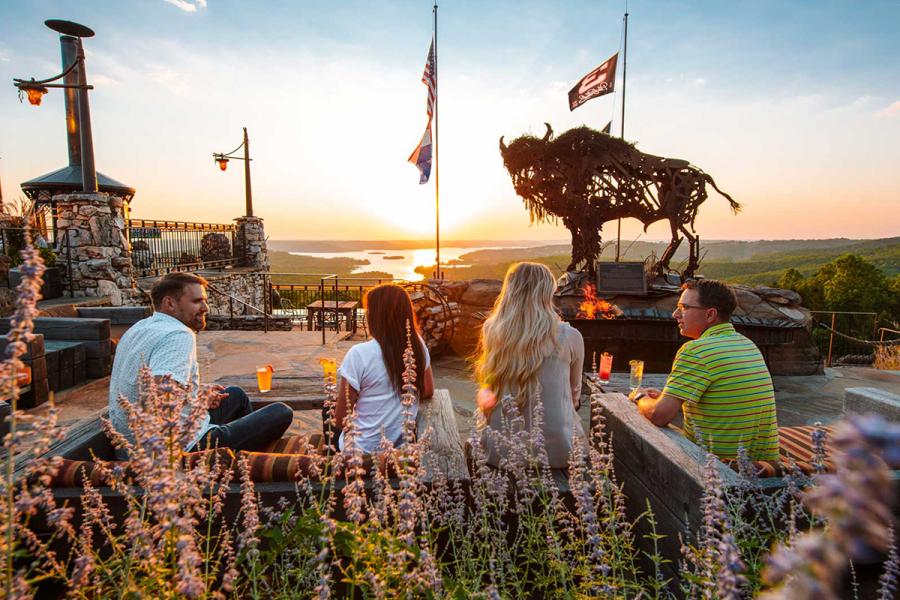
[577,284,622,320]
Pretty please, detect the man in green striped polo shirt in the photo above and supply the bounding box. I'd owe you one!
[633,279,779,461]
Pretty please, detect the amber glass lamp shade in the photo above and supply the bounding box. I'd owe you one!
[21,84,48,106]
[217,158,229,171]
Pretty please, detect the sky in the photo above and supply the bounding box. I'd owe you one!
[1,0,898,242]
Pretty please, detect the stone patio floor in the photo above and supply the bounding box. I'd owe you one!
[33,330,900,442]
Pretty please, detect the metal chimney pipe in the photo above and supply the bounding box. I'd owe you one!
[60,35,81,168]
[72,36,97,192]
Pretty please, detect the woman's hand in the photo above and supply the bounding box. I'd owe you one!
[476,386,497,419]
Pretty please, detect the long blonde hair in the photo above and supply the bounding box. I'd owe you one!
[475,262,560,407]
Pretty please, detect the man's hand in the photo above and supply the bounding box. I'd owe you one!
[633,388,683,427]
[628,387,661,403]
[205,384,228,410]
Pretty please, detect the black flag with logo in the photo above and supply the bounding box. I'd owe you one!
[568,53,618,111]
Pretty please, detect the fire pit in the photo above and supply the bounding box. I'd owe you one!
[556,279,804,374]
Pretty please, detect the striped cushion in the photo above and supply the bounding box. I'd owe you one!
[48,460,108,488]
[184,448,236,470]
[238,452,323,482]
[260,434,324,455]
[45,449,235,488]
[723,424,835,477]
[777,424,835,473]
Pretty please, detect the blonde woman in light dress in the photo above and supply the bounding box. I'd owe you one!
[474,262,586,469]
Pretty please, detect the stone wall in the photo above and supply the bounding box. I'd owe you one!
[202,269,268,318]
[206,315,292,331]
[235,216,268,271]
[54,192,142,306]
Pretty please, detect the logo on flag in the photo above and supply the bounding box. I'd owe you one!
[568,53,618,111]
[408,127,432,184]
[408,39,437,184]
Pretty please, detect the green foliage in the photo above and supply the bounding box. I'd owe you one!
[776,254,897,325]
[700,237,900,284]
[39,247,57,267]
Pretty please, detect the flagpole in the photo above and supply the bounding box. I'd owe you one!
[433,3,441,280]
[621,9,628,139]
[615,9,628,262]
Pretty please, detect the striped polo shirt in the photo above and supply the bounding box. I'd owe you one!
[662,322,779,461]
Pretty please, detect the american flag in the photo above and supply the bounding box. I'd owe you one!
[408,38,436,184]
[421,39,436,119]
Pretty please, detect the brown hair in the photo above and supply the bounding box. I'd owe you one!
[364,284,426,393]
[682,279,737,322]
[150,272,208,310]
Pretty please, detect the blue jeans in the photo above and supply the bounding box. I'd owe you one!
[191,386,293,452]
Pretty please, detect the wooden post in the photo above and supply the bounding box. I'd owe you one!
[826,311,836,367]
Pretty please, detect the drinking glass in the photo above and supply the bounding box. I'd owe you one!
[256,366,273,393]
[318,358,337,385]
[598,352,613,384]
[629,359,644,391]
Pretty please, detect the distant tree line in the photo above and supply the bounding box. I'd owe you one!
[776,254,900,330]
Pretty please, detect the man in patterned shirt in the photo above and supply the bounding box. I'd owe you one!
[632,279,779,461]
[109,272,292,459]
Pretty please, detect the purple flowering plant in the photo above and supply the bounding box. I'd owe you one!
[3,228,900,598]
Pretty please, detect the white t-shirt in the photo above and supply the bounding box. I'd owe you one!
[337,337,431,454]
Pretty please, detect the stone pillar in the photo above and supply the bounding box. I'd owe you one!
[54,192,142,306]
[235,215,268,271]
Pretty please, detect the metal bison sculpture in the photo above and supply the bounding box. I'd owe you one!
[499,124,739,279]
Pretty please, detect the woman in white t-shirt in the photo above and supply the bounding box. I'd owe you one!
[334,284,434,453]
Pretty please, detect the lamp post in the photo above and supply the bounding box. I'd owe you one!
[212,127,254,217]
[13,20,98,193]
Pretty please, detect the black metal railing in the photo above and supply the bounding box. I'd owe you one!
[126,219,240,277]
[264,273,421,344]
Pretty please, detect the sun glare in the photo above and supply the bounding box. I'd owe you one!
[372,191,484,238]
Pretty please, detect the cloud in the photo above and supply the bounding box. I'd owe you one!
[877,100,900,117]
[162,0,207,12]
[849,95,874,109]
[694,78,706,85]
[91,74,120,87]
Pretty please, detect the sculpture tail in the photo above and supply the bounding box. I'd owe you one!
[704,173,741,214]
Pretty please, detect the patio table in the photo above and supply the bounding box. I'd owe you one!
[212,373,326,410]
[306,300,359,334]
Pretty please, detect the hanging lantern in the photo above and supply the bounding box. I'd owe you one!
[18,82,49,106]
[217,157,229,171]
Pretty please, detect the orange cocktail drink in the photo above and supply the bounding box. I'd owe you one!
[256,365,274,393]
[318,358,337,386]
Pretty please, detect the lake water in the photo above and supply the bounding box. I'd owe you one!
[290,246,504,280]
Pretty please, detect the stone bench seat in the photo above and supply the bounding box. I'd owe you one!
[1,316,113,380]
[593,391,900,584]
